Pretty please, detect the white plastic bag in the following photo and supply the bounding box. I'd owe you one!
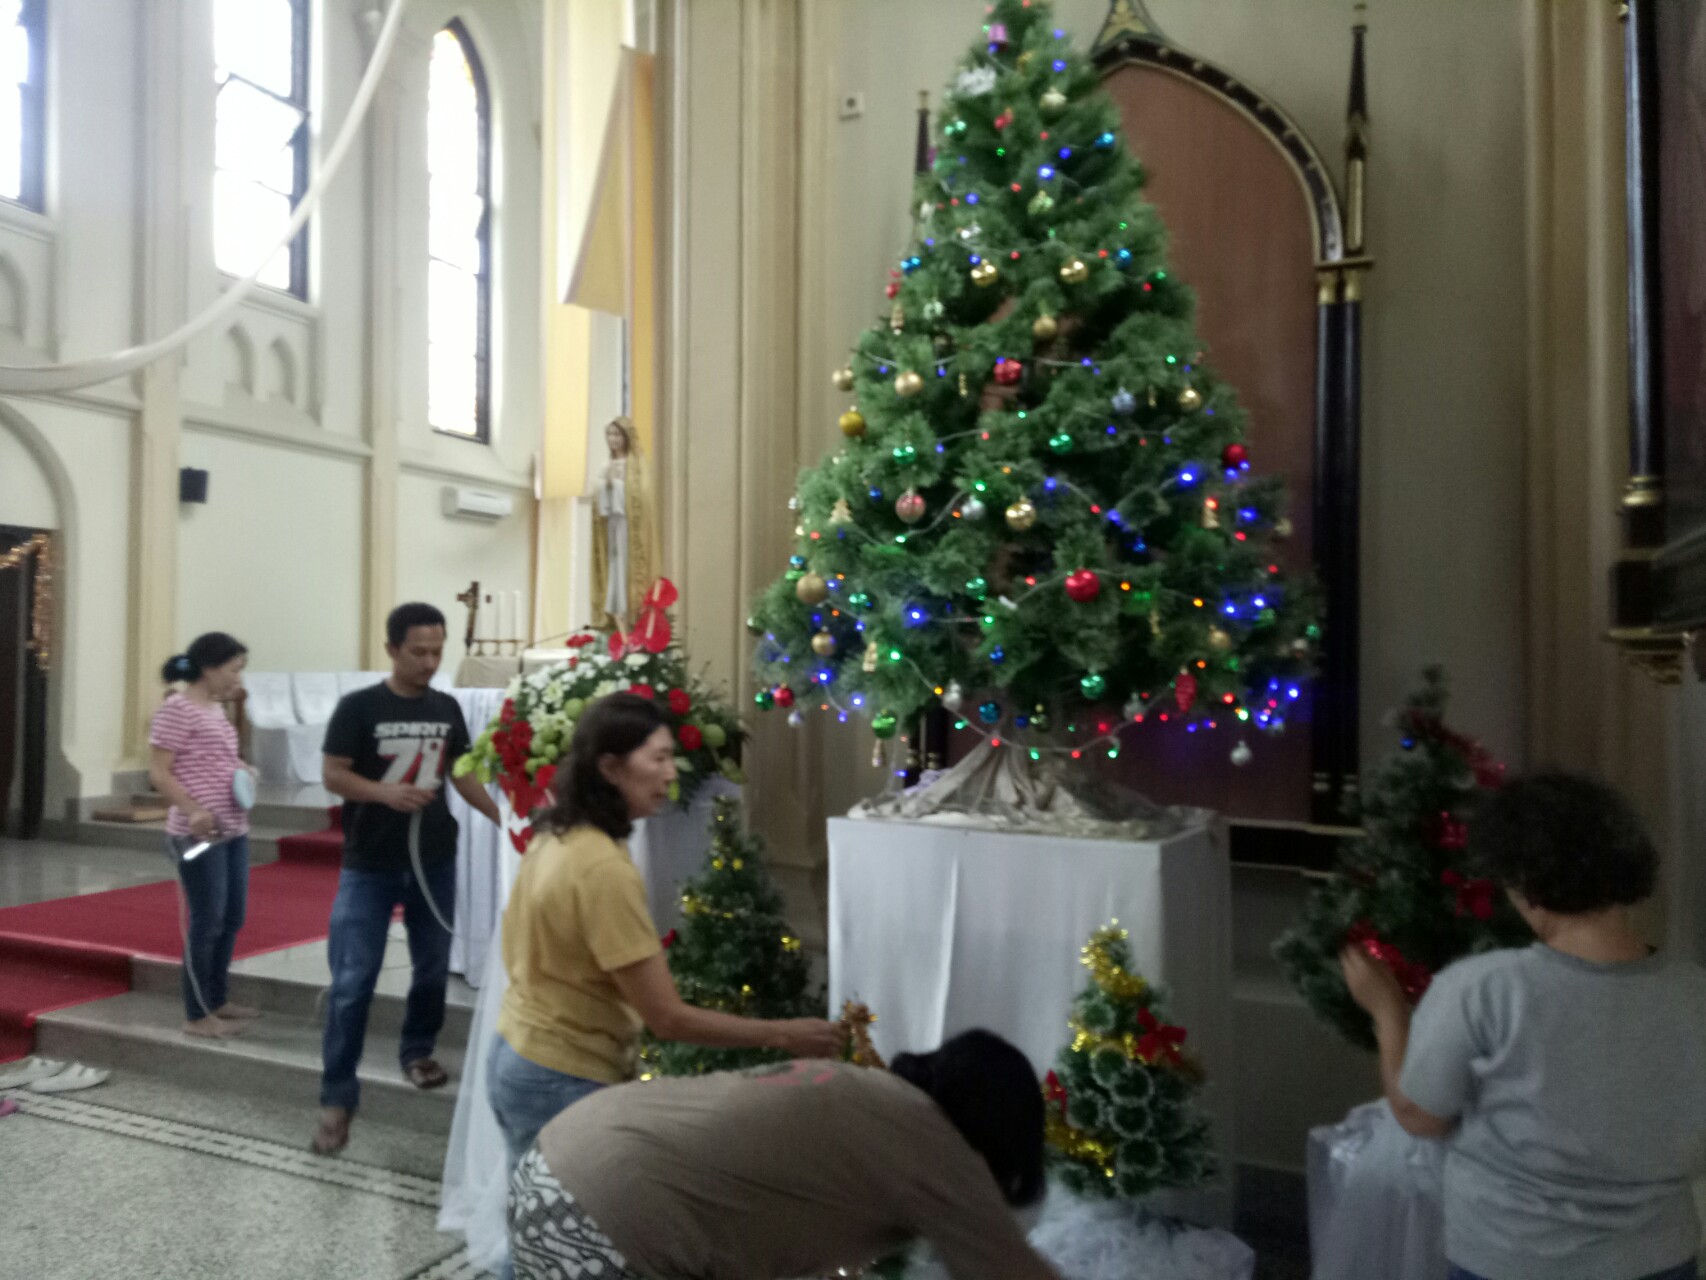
[1306,1099,1446,1280]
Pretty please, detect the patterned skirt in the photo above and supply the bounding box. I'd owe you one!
[509,1146,643,1280]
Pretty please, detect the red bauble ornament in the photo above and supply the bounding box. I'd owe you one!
[885,282,900,299]
[993,108,1014,131]
[896,488,927,523]
[1221,442,1249,469]
[1175,671,1198,713]
[774,686,795,709]
[1064,569,1101,602]
[993,357,1024,386]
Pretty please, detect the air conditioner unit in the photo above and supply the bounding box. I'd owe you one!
[442,485,514,522]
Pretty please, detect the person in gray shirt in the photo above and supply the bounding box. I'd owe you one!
[1342,771,1706,1280]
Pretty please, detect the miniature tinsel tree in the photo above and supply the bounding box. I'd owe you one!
[748,0,1318,775]
[641,796,820,1076]
[1273,667,1530,1051]
[1045,923,1215,1199]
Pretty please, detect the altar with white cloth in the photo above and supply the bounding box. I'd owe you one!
[827,814,1235,1226]
[438,783,737,1273]
[444,687,510,988]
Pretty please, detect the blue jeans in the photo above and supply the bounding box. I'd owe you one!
[319,860,456,1111]
[174,834,250,1021]
[487,1036,604,1170]
[1450,1264,1698,1280]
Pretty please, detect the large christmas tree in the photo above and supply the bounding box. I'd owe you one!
[750,0,1317,768]
[641,796,820,1076]
[1045,923,1215,1199]
[1273,668,1530,1051]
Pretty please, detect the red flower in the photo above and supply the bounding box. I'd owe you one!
[1442,869,1497,921]
[566,633,595,649]
[1043,1069,1068,1116]
[678,724,703,752]
[1135,1007,1188,1067]
[630,683,655,700]
[509,825,534,854]
[668,689,692,715]
[661,929,678,950]
[500,699,516,722]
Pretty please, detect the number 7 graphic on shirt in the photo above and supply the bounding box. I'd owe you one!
[378,737,447,788]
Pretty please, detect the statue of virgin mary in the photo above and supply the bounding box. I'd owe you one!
[590,416,654,631]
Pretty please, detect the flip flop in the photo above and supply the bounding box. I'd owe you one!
[0,1057,67,1090]
[402,1058,449,1090]
[28,1064,109,1094]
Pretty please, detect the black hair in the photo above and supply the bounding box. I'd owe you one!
[160,632,247,684]
[386,602,447,650]
[1471,771,1657,914]
[891,1029,1045,1207]
[544,693,670,841]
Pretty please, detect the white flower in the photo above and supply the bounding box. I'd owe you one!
[595,680,619,698]
[955,65,996,97]
[624,653,650,668]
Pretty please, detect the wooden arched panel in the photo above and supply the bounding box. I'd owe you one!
[1089,64,1330,822]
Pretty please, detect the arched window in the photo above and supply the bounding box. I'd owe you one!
[212,0,310,296]
[427,21,490,441]
[0,0,45,210]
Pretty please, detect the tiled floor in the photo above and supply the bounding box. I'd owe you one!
[0,837,173,907]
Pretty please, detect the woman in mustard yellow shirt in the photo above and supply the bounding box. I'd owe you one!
[488,693,842,1167]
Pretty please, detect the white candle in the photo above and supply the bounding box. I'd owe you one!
[479,592,495,645]
[512,590,525,647]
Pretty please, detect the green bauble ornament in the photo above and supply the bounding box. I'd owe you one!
[872,712,899,739]
[966,576,989,602]
[1080,672,1107,699]
[755,690,775,710]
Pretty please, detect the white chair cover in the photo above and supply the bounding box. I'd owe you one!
[337,671,380,697]
[291,673,343,725]
[242,673,299,729]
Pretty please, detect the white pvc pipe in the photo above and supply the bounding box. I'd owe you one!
[0,0,413,394]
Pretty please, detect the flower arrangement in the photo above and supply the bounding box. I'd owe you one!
[454,580,746,850]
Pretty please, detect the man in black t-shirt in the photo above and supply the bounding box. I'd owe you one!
[311,602,502,1156]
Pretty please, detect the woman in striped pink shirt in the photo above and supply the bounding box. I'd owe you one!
[148,632,257,1039]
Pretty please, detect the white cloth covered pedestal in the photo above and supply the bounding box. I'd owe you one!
[439,789,732,1273]
[828,814,1234,1226]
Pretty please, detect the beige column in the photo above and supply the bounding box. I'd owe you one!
[127,0,194,759]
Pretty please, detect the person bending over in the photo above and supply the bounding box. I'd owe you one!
[509,1028,1062,1280]
[1342,771,1706,1280]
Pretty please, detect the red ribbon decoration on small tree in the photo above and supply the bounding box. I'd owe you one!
[1441,869,1497,921]
[1135,1007,1188,1067]
[1345,921,1434,1002]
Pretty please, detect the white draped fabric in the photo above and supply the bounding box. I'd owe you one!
[438,783,734,1272]
[827,815,1234,1227]
[446,687,511,988]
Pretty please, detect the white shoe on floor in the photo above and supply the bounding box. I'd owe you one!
[0,1057,67,1090]
[28,1063,109,1093]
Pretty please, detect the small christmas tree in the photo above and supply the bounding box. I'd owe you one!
[642,797,819,1076]
[1274,668,1530,1051]
[748,0,1317,773]
[1045,923,1214,1200]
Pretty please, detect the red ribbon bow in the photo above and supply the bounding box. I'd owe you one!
[1135,1008,1188,1066]
[1346,921,1433,1002]
[1441,868,1497,921]
[1044,1069,1068,1116]
[610,578,679,659]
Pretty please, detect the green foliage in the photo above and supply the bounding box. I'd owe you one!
[1273,668,1532,1051]
[751,0,1318,745]
[641,797,821,1076]
[1045,925,1215,1201]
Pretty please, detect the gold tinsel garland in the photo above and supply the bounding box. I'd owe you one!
[0,533,52,671]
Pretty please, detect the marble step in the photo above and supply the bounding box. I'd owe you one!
[34,958,475,1136]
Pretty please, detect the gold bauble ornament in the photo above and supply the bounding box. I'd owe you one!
[1208,626,1233,651]
[1060,258,1089,284]
[970,260,1001,288]
[811,630,837,657]
[796,573,829,605]
[839,408,867,438]
[1005,498,1038,531]
[1178,386,1203,412]
[863,642,880,673]
[832,366,856,391]
[895,370,925,398]
[1040,88,1068,116]
[1032,314,1059,342]
[1017,50,1035,72]
[1274,516,1294,540]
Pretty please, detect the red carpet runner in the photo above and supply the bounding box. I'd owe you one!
[0,816,345,1062]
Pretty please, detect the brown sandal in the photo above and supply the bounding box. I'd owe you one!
[403,1058,449,1090]
[310,1107,350,1156]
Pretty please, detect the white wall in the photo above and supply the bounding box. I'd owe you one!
[0,0,543,809]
